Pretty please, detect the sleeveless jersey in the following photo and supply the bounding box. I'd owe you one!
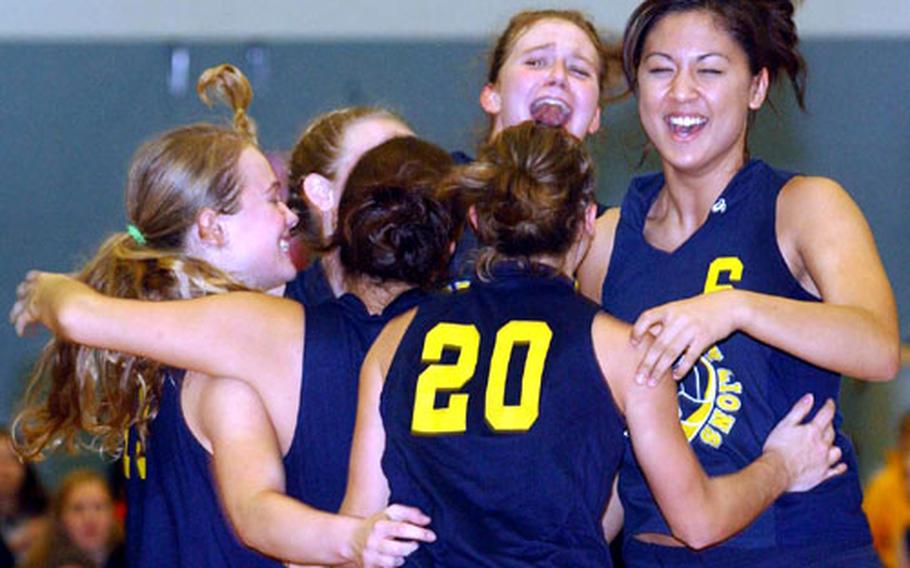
[283,289,427,512]
[602,160,873,564]
[124,371,281,567]
[285,260,335,307]
[382,263,624,567]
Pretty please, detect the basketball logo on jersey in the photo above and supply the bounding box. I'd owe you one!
[678,255,745,449]
[678,346,741,449]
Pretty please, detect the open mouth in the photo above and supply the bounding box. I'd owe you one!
[279,238,290,254]
[530,98,572,127]
[667,114,707,138]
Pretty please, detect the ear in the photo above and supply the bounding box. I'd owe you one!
[748,68,770,111]
[583,202,597,238]
[467,205,479,231]
[586,106,603,136]
[196,207,226,246]
[479,84,502,116]
[302,173,336,213]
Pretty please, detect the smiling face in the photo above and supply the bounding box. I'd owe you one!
[482,18,602,140]
[217,147,299,290]
[636,10,768,177]
[60,479,114,556]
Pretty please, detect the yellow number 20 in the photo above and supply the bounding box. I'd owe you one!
[411,320,552,435]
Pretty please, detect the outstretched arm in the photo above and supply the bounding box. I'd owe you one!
[630,177,899,384]
[11,271,302,392]
[594,314,844,549]
[198,375,432,567]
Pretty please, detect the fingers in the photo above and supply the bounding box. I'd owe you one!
[362,509,436,568]
[781,393,815,426]
[809,398,835,429]
[630,308,663,345]
[634,324,688,386]
[384,504,431,527]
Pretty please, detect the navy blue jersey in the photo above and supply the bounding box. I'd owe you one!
[284,260,335,307]
[124,371,281,568]
[381,263,624,567]
[283,289,427,512]
[602,160,873,564]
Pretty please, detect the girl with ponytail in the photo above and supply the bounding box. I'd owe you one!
[577,1,897,565]
[342,121,842,566]
[11,69,449,566]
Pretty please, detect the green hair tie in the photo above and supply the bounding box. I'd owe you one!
[126,223,147,246]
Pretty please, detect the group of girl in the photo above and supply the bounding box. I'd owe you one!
[9,1,900,567]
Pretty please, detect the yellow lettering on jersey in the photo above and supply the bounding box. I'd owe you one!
[135,441,147,480]
[122,431,147,480]
[123,429,131,479]
[485,321,552,432]
[703,257,743,294]
[411,323,479,434]
[708,408,736,434]
[716,394,741,413]
[718,369,742,394]
[704,346,724,363]
[699,425,722,448]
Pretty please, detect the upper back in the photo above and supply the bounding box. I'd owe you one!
[380,264,624,566]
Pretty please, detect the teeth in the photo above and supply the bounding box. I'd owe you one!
[669,115,706,127]
[279,239,289,253]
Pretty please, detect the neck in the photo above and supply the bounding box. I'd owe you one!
[321,250,347,298]
[658,152,747,226]
[344,275,413,315]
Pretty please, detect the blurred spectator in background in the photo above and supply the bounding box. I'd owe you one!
[865,411,910,568]
[20,469,125,568]
[0,427,47,568]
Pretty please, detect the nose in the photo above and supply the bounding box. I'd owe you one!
[669,69,697,102]
[281,201,299,230]
[545,59,569,87]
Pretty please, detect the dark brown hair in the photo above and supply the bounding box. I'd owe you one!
[622,0,807,108]
[449,121,594,278]
[14,64,258,460]
[330,137,455,289]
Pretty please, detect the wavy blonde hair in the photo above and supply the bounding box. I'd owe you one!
[14,64,259,459]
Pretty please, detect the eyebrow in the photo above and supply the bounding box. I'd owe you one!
[643,51,731,63]
[519,42,596,65]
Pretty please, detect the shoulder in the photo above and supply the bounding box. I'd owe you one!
[777,174,870,241]
[577,207,620,302]
[367,307,420,374]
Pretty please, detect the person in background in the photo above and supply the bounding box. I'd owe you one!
[865,411,910,568]
[20,469,126,568]
[0,427,47,568]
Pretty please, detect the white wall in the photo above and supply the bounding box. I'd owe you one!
[3,0,909,40]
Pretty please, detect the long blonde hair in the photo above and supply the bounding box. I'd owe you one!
[14,64,259,459]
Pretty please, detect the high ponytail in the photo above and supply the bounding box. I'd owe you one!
[448,121,594,280]
[14,64,260,459]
